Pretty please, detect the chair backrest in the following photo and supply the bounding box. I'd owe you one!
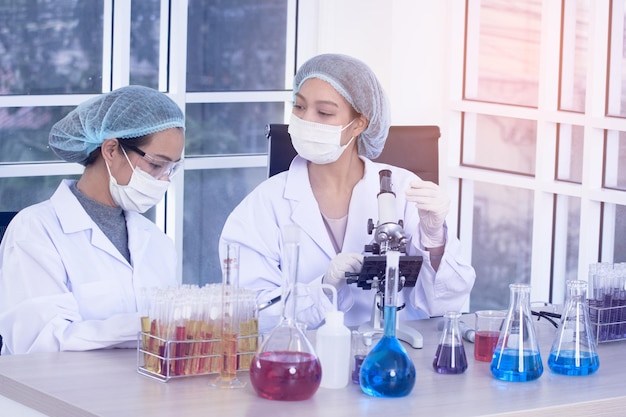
[265,124,440,184]
[0,211,18,243]
[0,211,17,354]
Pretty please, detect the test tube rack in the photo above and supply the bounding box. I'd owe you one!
[587,303,626,343]
[136,331,259,382]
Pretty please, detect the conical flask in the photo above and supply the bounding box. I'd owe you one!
[548,280,600,376]
[249,224,321,401]
[433,311,468,374]
[360,250,416,397]
[490,283,543,382]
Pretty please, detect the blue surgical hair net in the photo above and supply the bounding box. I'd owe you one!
[293,53,391,159]
[49,85,185,165]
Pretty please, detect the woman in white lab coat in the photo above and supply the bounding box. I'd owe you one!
[0,86,185,354]
[220,54,476,333]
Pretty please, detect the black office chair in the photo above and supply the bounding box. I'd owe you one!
[265,124,440,183]
[0,211,18,355]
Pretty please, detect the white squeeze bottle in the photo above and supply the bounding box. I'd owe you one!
[315,285,351,389]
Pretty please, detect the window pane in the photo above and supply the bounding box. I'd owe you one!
[0,1,103,95]
[469,182,534,311]
[607,0,626,117]
[129,0,161,88]
[465,0,541,107]
[604,130,626,191]
[185,102,284,156]
[556,124,583,183]
[613,205,626,263]
[0,106,74,163]
[186,0,289,92]
[462,113,536,175]
[559,0,589,112]
[182,167,266,286]
[602,203,626,263]
[552,195,581,303]
[0,176,79,211]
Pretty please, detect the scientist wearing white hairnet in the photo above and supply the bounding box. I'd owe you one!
[0,85,185,355]
[220,53,476,332]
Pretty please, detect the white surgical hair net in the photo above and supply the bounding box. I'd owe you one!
[49,85,185,165]
[293,53,391,159]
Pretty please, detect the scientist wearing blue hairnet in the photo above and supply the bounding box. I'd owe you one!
[0,85,185,355]
[220,54,476,333]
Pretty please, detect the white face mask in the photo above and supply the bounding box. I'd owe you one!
[106,147,170,213]
[288,114,356,164]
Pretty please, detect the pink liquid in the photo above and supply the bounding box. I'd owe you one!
[249,351,321,401]
[474,331,500,361]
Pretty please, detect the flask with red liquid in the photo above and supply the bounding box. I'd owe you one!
[249,224,322,401]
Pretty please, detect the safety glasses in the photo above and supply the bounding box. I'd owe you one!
[122,143,184,180]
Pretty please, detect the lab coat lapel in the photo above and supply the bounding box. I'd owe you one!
[124,211,152,268]
[343,158,381,253]
[284,157,336,258]
[53,180,128,264]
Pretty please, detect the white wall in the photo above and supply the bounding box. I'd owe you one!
[298,0,447,127]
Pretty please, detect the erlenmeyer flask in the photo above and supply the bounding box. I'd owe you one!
[433,311,468,374]
[490,283,543,382]
[548,280,600,376]
[360,250,416,397]
[249,225,321,401]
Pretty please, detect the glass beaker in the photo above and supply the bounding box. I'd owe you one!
[433,311,468,374]
[548,280,600,376]
[249,225,321,401]
[490,283,543,382]
[360,250,416,397]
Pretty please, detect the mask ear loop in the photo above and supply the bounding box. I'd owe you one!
[119,144,136,170]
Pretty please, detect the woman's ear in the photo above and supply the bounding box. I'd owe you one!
[100,139,119,164]
[353,114,369,137]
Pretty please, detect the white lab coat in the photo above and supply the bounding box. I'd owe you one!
[0,180,177,355]
[220,156,476,332]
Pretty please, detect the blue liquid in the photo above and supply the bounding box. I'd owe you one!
[490,349,543,382]
[359,306,416,397]
[433,344,468,374]
[548,350,599,376]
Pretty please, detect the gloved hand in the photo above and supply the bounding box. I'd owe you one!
[323,253,364,291]
[405,179,450,248]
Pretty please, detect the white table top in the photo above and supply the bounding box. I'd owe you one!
[1,315,625,417]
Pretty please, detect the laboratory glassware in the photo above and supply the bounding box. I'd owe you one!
[249,225,322,401]
[474,310,506,361]
[210,243,246,389]
[360,250,416,397]
[433,311,468,374]
[548,280,600,376]
[490,283,543,382]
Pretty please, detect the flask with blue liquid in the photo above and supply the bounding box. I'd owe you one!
[490,283,543,382]
[359,250,416,397]
[548,280,599,376]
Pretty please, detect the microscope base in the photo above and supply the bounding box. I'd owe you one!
[357,322,424,349]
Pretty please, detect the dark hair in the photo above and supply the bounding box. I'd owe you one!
[82,134,154,166]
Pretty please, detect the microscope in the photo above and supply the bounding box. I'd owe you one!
[345,169,424,348]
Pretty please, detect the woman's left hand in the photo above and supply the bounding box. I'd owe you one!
[405,179,450,248]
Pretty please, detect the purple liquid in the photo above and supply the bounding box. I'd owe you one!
[433,344,468,374]
[249,351,321,401]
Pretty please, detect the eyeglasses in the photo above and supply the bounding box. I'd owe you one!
[121,143,184,180]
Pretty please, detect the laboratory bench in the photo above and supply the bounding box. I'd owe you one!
[1,315,625,417]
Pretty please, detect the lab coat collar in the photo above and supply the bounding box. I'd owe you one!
[283,156,379,258]
[51,180,151,267]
